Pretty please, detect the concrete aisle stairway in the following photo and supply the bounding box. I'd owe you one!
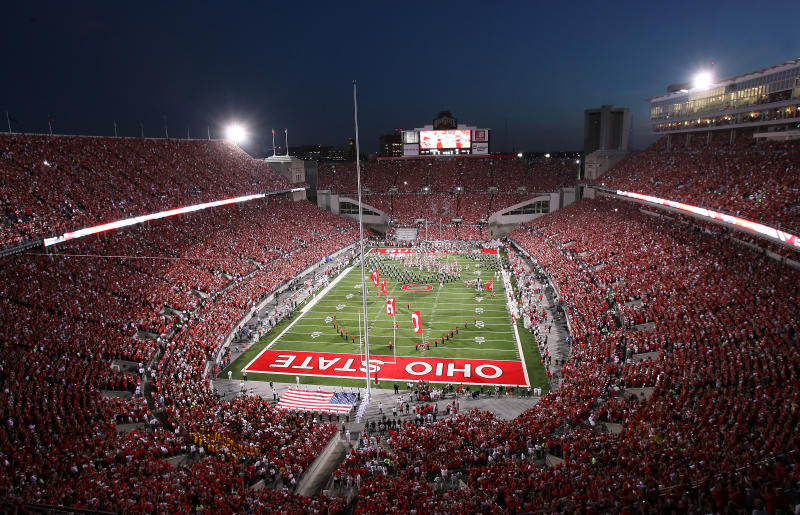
[295,433,356,497]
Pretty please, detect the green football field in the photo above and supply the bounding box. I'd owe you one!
[222,249,550,391]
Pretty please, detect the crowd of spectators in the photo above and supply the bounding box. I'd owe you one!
[0,189,358,510]
[318,156,577,195]
[589,131,800,233]
[319,157,577,230]
[7,128,800,512]
[366,192,541,226]
[334,197,800,513]
[354,190,543,230]
[0,134,292,247]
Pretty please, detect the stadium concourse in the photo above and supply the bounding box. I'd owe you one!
[0,131,799,514]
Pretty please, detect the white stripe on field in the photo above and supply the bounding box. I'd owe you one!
[242,266,354,371]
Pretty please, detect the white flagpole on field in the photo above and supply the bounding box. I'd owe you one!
[358,309,363,359]
[354,80,370,395]
[272,130,276,157]
[284,128,289,157]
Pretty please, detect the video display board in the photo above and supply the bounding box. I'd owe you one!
[419,130,471,150]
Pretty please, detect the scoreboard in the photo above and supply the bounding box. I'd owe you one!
[400,112,489,157]
[402,128,489,156]
[420,129,471,150]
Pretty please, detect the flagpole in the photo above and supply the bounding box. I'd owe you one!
[208,126,211,140]
[358,309,363,359]
[6,112,11,134]
[113,120,118,138]
[354,80,371,396]
[48,118,53,136]
[272,130,276,157]
[285,128,289,157]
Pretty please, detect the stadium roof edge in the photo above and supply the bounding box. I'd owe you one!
[646,56,800,103]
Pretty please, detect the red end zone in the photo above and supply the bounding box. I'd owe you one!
[244,349,528,387]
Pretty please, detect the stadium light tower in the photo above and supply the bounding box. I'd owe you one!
[693,71,713,90]
[225,123,247,145]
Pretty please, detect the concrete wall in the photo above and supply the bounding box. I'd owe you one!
[584,150,629,181]
[488,193,560,238]
[316,191,389,233]
[264,156,311,186]
[560,187,577,209]
[317,190,333,211]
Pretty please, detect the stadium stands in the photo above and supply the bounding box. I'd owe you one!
[0,133,361,510]
[5,124,800,513]
[589,132,800,233]
[319,157,577,231]
[0,134,291,248]
[0,208,358,508]
[336,198,800,512]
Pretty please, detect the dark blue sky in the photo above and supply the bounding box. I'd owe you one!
[1,1,798,155]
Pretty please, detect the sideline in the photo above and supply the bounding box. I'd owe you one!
[242,266,354,371]
[504,268,531,387]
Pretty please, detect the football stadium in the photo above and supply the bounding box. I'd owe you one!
[1,5,800,513]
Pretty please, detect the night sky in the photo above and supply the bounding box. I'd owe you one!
[1,1,798,156]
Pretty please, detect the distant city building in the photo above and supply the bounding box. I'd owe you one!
[289,140,355,161]
[379,131,403,157]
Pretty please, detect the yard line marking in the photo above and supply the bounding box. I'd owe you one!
[242,265,354,372]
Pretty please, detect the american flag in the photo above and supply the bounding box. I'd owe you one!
[276,390,356,415]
